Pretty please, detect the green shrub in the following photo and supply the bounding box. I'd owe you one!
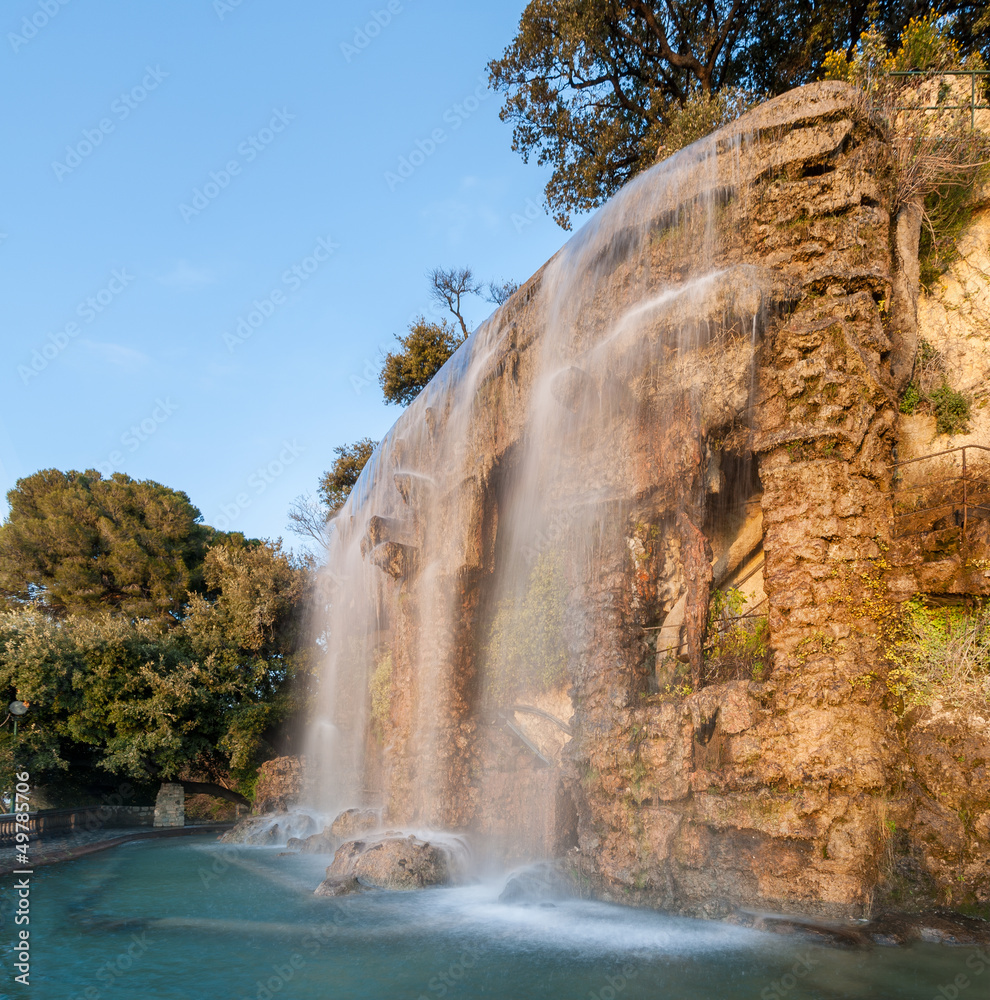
[703,587,769,684]
[930,380,972,435]
[656,88,758,160]
[899,340,972,435]
[900,380,922,414]
[485,551,568,704]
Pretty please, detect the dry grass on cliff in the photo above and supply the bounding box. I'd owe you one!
[890,598,990,708]
[824,17,990,285]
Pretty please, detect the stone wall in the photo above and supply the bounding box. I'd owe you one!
[154,783,185,829]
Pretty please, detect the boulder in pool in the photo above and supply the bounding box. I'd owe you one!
[314,835,452,896]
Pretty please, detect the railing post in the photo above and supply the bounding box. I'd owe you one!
[962,447,969,538]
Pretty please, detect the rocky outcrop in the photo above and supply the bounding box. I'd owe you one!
[252,756,303,815]
[314,835,453,896]
[318,81,989,920]
[330,807,380,839]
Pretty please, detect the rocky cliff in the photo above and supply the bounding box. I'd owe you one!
[315,81,989,920]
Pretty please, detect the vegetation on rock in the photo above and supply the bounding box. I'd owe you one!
[369,650,393,738]
[380,317,466,407]
[485,551,568,703]
[823,15,990,289]
[899,339,972,435]
[379,267,517,406]
[490,3,990,227]
[890,597,990,707]
[703,587,770,684]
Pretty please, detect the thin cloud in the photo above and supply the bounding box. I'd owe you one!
[80,340,151,370]
[156,259,217,288]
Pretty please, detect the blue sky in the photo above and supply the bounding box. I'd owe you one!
[0,0,567,548]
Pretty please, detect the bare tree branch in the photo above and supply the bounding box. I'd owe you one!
[428,266,482,336]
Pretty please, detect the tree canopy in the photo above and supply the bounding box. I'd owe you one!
[489,1,990,226]
[318,438,378,514]
[378,266,518,407]
[0,470,213,622]
[379,317,466,406]
[0,536,310,802]
[288,438,379,550]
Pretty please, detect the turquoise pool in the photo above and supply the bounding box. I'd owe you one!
[5,837,985,1000]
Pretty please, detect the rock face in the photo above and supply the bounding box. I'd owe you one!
[330,808,380,839]
[313,81,990,919]
[252,756,303,815]
[314,835,452,896]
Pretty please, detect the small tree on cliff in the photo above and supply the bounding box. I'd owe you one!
[379,317,466,406]
[288,438,378,548]
[380,268,519,407]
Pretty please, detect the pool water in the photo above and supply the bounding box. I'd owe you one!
[5,837,985,1000]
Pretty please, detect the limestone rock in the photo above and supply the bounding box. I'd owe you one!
[252,756,303,815]
[330,808,380,840]
[316,835,453,895]
[286,826,336,854]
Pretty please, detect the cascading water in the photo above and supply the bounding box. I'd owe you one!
[304,112,776,865]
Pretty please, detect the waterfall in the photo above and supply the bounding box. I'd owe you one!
[304,115,771,859]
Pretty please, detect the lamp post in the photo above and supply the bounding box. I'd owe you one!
[8,701,28,737]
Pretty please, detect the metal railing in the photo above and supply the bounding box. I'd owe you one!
[890,445,990,539]
[0,805,154,846]
[890,69,990,129]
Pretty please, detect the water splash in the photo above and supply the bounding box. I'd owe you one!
[304,122,771,861]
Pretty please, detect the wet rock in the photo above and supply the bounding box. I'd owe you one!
[219,817,284,845]
[867,912,990,948]
[330,808,380,840]
[286,827,337,854]
[369,541,416,580]
[314,875,368,898]
[737,911,870,949]
[252,756,304,815]
[551,366,598,412]
[321,835,452,893]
